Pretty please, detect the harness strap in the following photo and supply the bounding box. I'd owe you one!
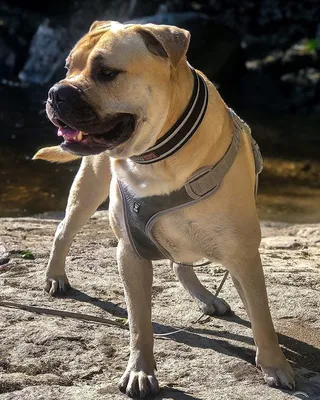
[185,109,242,199]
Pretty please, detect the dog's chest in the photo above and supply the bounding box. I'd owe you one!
[151,211,217,263]
[113,178,222,263]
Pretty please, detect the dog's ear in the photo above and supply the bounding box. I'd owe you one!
[136,24,191,69]
[89,20,115,32]
[33,146,81,163]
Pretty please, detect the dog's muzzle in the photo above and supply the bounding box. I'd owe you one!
[46,83,136,156]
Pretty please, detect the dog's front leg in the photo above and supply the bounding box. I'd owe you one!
[45,154,110,295]
[229,251,295,389]
[117,240,159,398]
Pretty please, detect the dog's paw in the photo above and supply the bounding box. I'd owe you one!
[44,274,71,295]
[257,352,295,390]
[199,297,231,316]
[119,369,159,398]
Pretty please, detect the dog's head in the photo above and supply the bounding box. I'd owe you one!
[46,21,190,157]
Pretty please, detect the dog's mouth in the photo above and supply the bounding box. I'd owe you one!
[55,114,136,156]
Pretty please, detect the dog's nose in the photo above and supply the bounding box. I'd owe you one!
[47,85,72,107]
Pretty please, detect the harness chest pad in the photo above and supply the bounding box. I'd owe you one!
[118,177,221,261]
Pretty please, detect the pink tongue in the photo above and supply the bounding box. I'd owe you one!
[57,127,79,141]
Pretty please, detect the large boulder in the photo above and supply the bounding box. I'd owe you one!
[0,4,40,80]
[17,0,139,86]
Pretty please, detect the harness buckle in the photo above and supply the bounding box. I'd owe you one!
[185,172,220,199]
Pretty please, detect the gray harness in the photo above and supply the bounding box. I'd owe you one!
[118,109,263,261]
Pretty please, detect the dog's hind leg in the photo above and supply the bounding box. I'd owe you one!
[227,250,295,390]
[172,263,231,316]
[45,153,111,295]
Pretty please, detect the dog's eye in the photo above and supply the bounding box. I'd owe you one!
[98,68,120,82]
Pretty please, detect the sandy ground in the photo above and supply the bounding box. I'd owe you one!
[0,211,320,400]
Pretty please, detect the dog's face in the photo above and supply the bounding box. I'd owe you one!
[46,21,190,157]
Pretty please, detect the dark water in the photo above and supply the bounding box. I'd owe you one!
[1,83,319,223]
[2,151,320,223]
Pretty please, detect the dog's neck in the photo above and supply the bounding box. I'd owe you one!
[160,63,196,140]
[113,62,233,196]
[130,65,207,164]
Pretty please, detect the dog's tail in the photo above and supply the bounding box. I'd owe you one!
[32,146,81,163]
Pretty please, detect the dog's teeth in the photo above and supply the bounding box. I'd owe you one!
[77,132,83,141]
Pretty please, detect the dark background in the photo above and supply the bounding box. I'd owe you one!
[0,0,319,220]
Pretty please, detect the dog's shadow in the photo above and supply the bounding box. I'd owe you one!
[64,288,320,373]
[153,314,319,374]
[63,288,320,398]
[154,387,202,400]
[63,287,127,317]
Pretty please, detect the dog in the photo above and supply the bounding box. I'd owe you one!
[34,20,295,397]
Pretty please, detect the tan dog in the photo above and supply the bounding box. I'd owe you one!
[34,21,295,397]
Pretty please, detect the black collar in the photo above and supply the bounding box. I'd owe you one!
[130,66,208,164]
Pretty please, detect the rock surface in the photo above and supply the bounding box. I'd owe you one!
[0,211,320,399]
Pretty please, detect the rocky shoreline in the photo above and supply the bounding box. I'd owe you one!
[1,212,319,399]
